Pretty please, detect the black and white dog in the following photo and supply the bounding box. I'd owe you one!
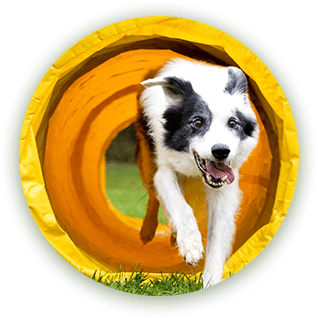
[139,58,259,287]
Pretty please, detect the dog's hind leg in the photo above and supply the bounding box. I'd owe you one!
[134,109,160,244]
[140,190,160,244]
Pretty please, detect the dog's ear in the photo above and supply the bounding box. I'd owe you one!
[142,76,194,103]
[141,78,167,88]
[224,67,247,96]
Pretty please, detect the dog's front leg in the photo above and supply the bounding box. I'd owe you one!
[154,165,204,265]
[202,185,241,287]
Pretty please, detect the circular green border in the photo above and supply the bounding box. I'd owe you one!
[1,2,317,317]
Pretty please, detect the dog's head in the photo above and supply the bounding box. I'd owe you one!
[141,59,259,189]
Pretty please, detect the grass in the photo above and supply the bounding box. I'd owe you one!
[106,162,168,224]
[93,264,203,296]
[103,162,203,295]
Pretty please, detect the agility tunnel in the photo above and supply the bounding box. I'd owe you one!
[19,17,298,284]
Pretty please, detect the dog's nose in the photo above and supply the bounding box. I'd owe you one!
[211,144,230,160]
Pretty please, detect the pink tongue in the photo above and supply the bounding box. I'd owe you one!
[206,161,235,184]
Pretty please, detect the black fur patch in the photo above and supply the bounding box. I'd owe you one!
[224,67,247,96]
[232,109,257,140]
[162,77,212,152]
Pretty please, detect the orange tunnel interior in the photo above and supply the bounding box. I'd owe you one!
[39,37,279,275]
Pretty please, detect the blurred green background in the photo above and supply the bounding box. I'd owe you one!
[106,124,136,164]
[106,124,166,224]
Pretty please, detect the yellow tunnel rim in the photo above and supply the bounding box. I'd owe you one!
[19,16,299,282]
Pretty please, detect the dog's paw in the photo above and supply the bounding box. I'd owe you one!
[177,229,204,265]
[140,217,158,245]
[201,270,223,288]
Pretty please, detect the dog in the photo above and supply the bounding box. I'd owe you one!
[134,58,259,288]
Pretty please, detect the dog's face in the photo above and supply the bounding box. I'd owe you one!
[141,59,259,189]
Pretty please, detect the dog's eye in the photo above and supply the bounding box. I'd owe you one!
[228,119,237,128]
[193,119,203,128]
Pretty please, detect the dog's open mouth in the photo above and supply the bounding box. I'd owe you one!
[194,152,235,189]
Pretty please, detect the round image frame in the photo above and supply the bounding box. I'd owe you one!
[3,1,315,316]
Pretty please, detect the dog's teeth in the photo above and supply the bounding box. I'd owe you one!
[221,175,228,182]
[204,172,227,189]
[200,158,206,170]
